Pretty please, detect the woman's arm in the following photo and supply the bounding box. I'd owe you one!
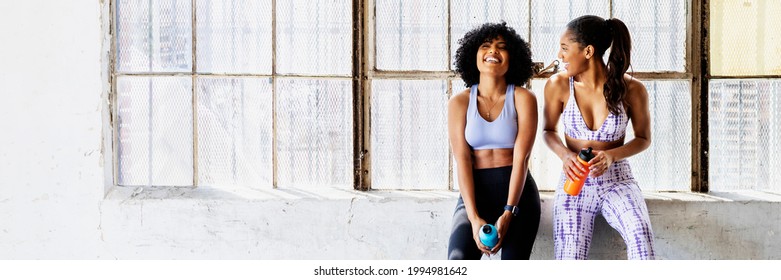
[448,90,477,221]
[447,89,490,254]
[588,77,651,176]
[543,75,582,181]
[506,87,538,209]
[492,87,538,253]
[542,75,573,160]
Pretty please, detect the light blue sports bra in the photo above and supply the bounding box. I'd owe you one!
[464,84,518,150]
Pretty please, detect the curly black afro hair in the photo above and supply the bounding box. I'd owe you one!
[454,22,533,88]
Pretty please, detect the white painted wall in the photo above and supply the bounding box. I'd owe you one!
[1,0,780,260]
[0,0,104,258]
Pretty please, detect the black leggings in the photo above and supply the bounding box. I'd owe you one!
[447,166,540,260]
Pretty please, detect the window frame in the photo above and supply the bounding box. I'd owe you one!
[109,0,354,189]
[106,0,734,193]
[698,0,781,192]
[361,0,699,191]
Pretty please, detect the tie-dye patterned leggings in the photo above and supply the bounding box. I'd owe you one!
[553,160,656,259]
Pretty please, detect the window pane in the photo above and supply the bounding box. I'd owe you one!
[531,0,609,64]
[709,79,781,191]
[276,0,352,76]
[626,80,691,191]
[711,1,781,76]
[276,79,353,188]
[197,77,272,188]
[613,0,686,72]
[117,76,193,186]
[376,0,448,71]
[196,0,272,74]
[450,79,467,191]
[530,79,692,191]
[530,79,564,190]
[372,80,449,189]
[116,0,192,73]
[450,0,530,67]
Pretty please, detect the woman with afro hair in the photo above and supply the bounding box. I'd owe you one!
[447,22,540,260]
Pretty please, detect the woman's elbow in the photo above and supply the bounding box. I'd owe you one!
[638,134,651,150]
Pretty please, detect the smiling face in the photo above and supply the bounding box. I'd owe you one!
[476,36,510,77]
[557,29,589,77]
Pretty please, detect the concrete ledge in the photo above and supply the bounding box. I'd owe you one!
[537,190,781,260]
[104,185,460,202]
[99,187,781,259]
[105,185,781,203]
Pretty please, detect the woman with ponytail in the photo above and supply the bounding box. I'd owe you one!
[542,15,655,259]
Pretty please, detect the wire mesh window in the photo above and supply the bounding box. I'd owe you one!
[373,0,689,191]
[708,1,781,192]
[113,0,352,189]
[371,80,450,190]
[114,0,695,191]
[710,0,781,76]
[709,80,781,192]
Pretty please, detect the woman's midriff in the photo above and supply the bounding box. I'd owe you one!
[473,148,514,169]
[564,135,625,153]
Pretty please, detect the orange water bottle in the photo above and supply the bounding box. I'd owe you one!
[563,147,595,196]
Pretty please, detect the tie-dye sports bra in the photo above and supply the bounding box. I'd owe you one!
[562,77,628,142]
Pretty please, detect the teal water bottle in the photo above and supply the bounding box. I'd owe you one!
[478,224,498,248]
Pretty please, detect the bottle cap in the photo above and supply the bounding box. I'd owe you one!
[479,224,498,248]
[578,147,595,162]
[482,224,493,234]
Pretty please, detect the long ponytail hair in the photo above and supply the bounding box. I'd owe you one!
[566,16,632,114]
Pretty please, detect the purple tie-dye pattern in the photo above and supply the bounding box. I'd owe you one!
[553,77,656,260]
[563,77,628,142]
[554,161,656,259]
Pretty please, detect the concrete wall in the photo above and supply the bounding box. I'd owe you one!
[96,188,781,260]
[1,0,780,260]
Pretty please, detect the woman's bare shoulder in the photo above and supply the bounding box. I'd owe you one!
[544,72,570,99]
[513,85,537,103]
[624,74,649,98]
[448,88,471,108]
